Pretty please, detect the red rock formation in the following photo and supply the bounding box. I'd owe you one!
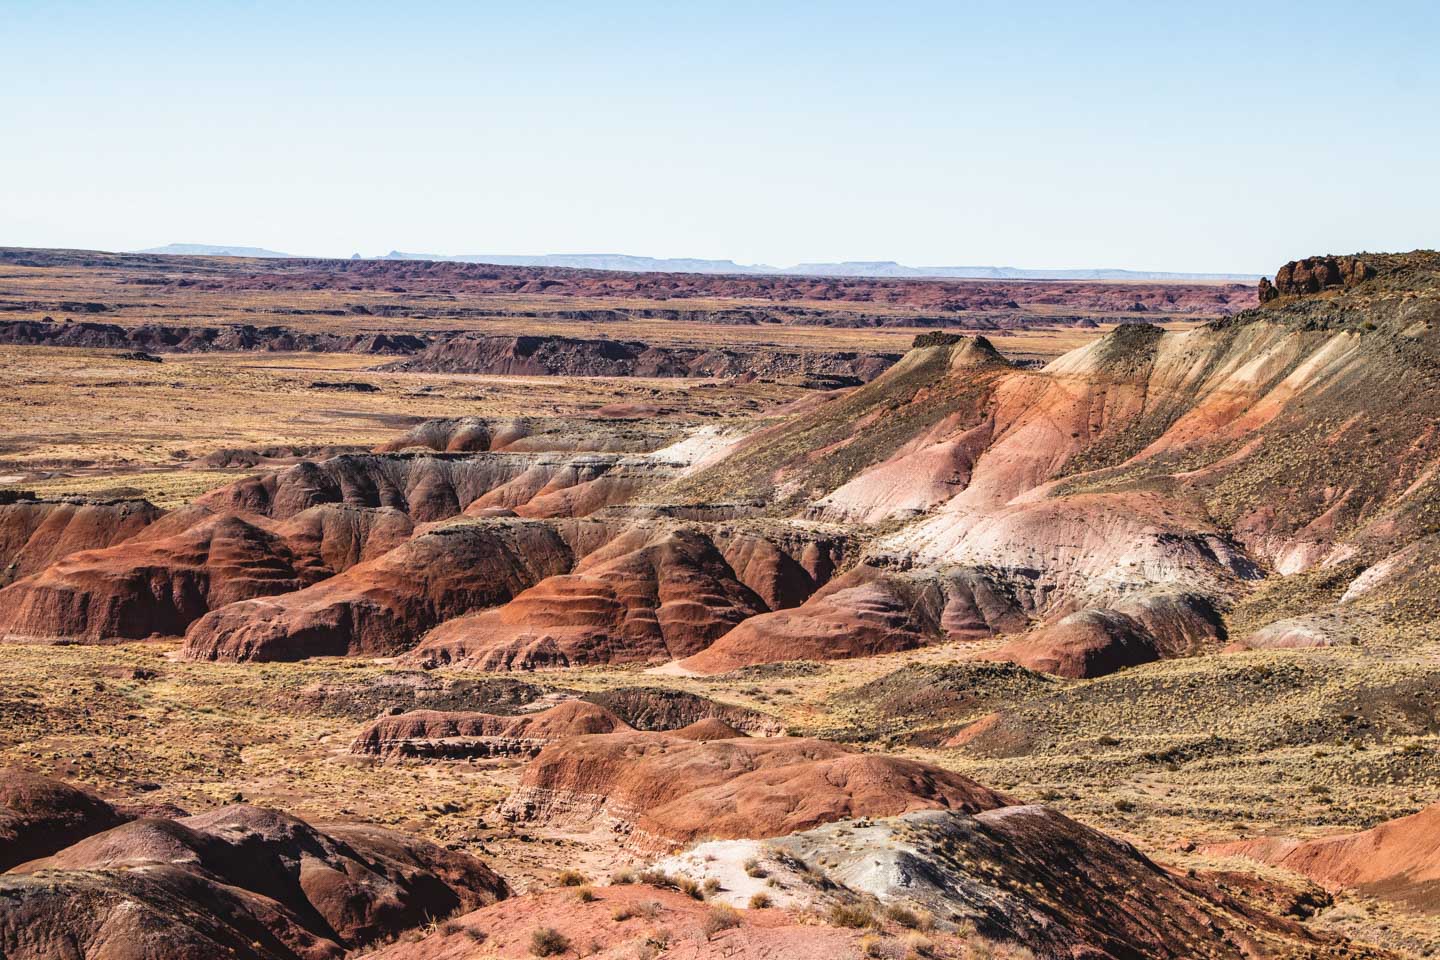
[351,700,632,759]
[0,494,161,586]
[366,885,868,960]
[376,416,678,454]
[1217,804,1440,913]
[499,731,1008,850]
[0,769,126,872]
[982,593,1223,678]
[1271,255,1374,297]
[0,505,412,642]
[183,519,574,660]
[0,513,323,641]
[406,526,767,670]
[1,803,507,960]
[677,566,930,675]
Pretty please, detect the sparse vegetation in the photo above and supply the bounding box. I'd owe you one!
[529,926,571,956]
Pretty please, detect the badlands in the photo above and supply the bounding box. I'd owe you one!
[2,248,1439,957]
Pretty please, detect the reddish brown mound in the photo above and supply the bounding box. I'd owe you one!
[0,769,126,872]
[669,717,747,740]
[351,700,633,759]
[0,513,324,641]
[368,884,870,960]
[466,455,663,519]
[581,686,782,736]
[0,494,161,586]
[1,803,507,960]
[982,593,1223,678]
[0,505,412,642]
[677,566,928,675]
[376,416,677,454]
[499,731,1007,850]
[201,453,541,522]
[714,525,846,611]
[406,526,766,670]
[1216,804,1440,913]
[183,519,573,660]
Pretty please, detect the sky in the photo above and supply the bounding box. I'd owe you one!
[2,1,1437,273]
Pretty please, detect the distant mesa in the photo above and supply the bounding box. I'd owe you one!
[378,249,1261,281]
[129,243,1260,280]
[135,243,296,258]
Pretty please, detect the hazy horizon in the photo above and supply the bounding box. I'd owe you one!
[4,1,1437,273]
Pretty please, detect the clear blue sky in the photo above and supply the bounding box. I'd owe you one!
[3,1,1436,272]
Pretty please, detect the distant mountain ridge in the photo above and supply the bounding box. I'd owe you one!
[134,244,1260,281]
[137,243,295,258]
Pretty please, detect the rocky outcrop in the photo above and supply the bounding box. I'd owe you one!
[376,416,681,454]
[202,451,676,523]
[1216,804,1440,914]
[653,807,1352,960]
[0,317,425,354]
[499,731,1008,851]
[0,803,507,960]
[351,701,632,759]
[0,493,162,586]
[406,525,769,670]
[983,592,1223,678]
[1268,255,1375,298]
[183,519,574,660]
[0,769,127,872]
[0,513,324,641]
[582,686,781,736]
[382,333,902,381]
[0,505,412,642]
[676,566,933,674]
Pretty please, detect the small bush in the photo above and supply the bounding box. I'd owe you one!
[529,926,571,956]
[859,934,905,958]
[676,876,703,900]
[611,869,636,885]
[557,869,589,887]
[613,899,663,922]
[748,891,773,909]
[743,857,768,879]
[1113,798,1136,813]
[702,877,721,895]
[702,903,742,939]
[574,885,596,902]
[884,903,920,928]
[826,901,879,929]
[905,931,937,957]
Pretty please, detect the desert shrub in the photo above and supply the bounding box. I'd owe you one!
[748,891,773,909]
[884,903,920,928]
[611,869,637,884]
[675,876,703,900]
[529,926,571,956]
[557,869,589,886]
[702,877,721,895]
[905,931,937,957]
[743,857,768,878]
[613,899,663,922]
[702,903,742,939]
[860,934,905,958]
[574,885,596,902]
[826,901,879,929]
